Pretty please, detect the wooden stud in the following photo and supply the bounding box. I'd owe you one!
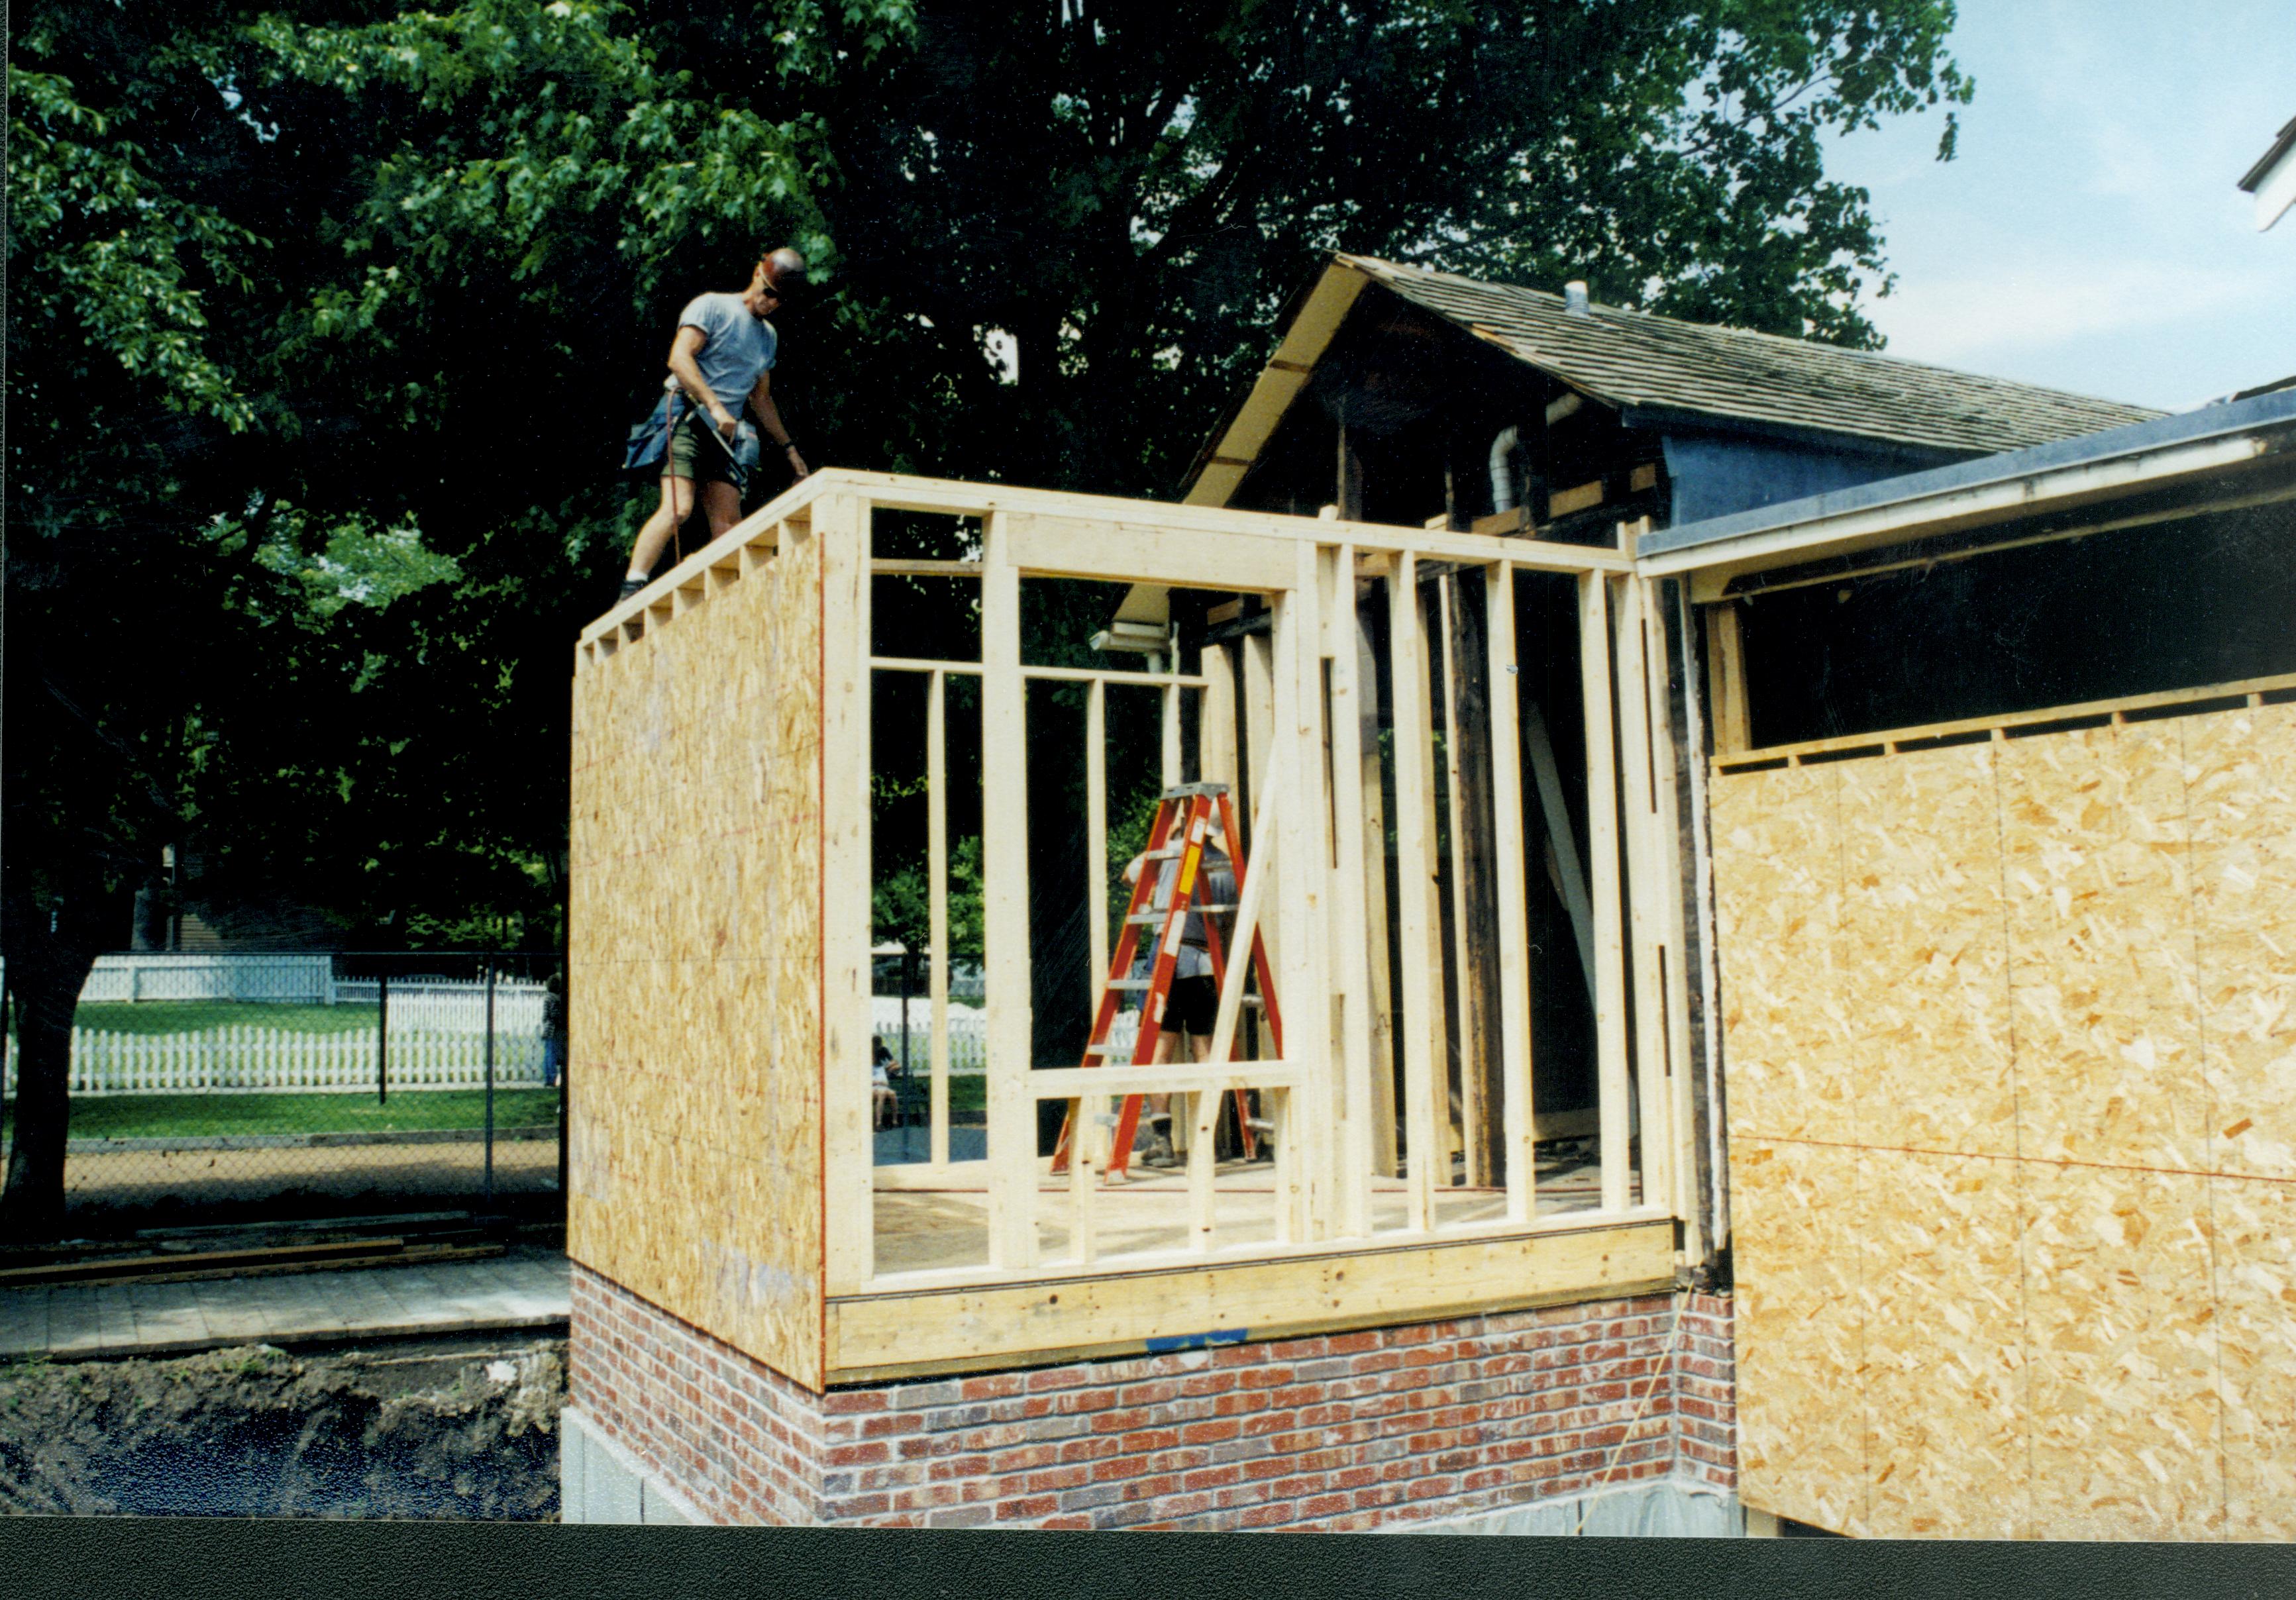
[1163,678,1183,791]
[1677,582,1728,1254]
[1069,1091,1101,1266]
[928,669,952,1170]
[1485,561,1538,1224]
[1271,1086,1299,1246]
[871,558,983,577]
[1200,642,1239,794]
[1705,601,1752,756]
[1614,575,1673,1220]
[1188,1087,1218,1253]
[1274,544,1329,1240]
[1438,574,1485,1189]
[1328,546,1377,1238]
[1644,577,1702,1254]
[1358,601,1400,1181]
[1581,572,1632,1214]
[1241,630,1279,985]
[821,489,876,1292]
[1031,1063,1302,1099]
[1087,679,1109,1017]
[981,512,1035,1270]
[1414,579,1458,1187]
[1387,553,1442,1230]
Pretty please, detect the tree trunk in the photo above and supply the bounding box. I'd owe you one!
[1,893,104,1242]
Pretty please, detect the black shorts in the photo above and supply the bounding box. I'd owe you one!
[1165,974,1218,1036]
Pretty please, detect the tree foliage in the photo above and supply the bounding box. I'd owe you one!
[3,0,1964,1234]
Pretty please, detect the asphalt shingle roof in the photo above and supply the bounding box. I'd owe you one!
[1344,255,2164,458]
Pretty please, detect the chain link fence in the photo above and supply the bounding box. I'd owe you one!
[0,952,564,1234]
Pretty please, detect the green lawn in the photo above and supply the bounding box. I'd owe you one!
[60,1001,381,1036]
[3,1088,560,1142]
[892,1074,985,1114]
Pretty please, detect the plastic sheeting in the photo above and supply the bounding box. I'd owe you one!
[1401,1475,1742,1538]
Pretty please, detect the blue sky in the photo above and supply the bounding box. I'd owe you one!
[1820,1,2295,410]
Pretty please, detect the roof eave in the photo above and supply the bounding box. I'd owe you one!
[1637,388,2296,600]
[1180,257,1370,508]
[2238,114,2296,192]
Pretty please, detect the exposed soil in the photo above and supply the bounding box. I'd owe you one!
[0,1337,564,1519]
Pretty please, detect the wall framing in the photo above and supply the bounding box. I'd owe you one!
[569,469,1698,1394]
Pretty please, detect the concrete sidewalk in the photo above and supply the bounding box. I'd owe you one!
[0,1246,570,1362]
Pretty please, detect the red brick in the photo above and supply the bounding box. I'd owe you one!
[567,1264,1733,1533]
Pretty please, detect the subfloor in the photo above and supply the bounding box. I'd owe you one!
[874,1144,1620,1275]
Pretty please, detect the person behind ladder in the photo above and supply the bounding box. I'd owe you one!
[620,247,811,600]
[1120,838,1237,1165]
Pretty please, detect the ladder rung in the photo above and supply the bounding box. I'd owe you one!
[1108,977,1151,991]
[1085,1043,1131,1056]
[1144,845,1188,861]
[1125,912,1169,926]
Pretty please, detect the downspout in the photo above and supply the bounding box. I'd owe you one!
[1488,426,1521,513]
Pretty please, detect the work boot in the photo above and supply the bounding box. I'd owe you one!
[619,577,647,602]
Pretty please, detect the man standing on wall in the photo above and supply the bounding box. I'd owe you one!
[619,248,811,600]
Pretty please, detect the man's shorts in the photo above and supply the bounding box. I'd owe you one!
[1165,974,1219,1036]
[664,411,744,485]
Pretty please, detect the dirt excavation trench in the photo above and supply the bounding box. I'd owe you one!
[0,1338,565,1519]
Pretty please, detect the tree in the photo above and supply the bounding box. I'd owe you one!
[4,46,276,1234]
[767,0,1969,495]
[1,0,894,1236]
[5,0,1966,1234]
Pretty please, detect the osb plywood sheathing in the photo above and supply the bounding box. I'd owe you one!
[1714,698,2296,1541]
[568,514,827,1388]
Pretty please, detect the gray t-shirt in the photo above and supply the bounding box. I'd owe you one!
[678,292,778,411]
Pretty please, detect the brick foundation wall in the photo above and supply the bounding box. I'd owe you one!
[570,1265,1737,1530]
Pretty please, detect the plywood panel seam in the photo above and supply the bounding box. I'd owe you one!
[815,501,833,1356]
[1746,1133,2296,1189]
[1992,745,2023,1168]
[2181,715,2236,1534]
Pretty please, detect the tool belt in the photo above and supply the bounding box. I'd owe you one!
[621,393,760,483]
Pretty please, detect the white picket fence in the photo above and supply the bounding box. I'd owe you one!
[5,1026,551,1098]
[0,953,343,1006]
[865,1001,1143,1072]
[0,985,977,1096]
[871,997,988,1074]
[335,979,548,1034]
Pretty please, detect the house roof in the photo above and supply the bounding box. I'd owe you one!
[1345,255,2164,457]
[2239,115,2296,193]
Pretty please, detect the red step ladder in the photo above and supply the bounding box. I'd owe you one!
[1052,782,1283,1179]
